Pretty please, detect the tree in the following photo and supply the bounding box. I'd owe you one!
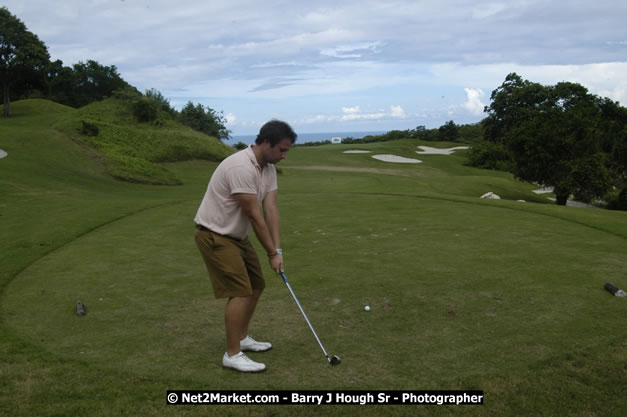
[66,60,131,107]
[466,140,513,171]
[233,141,248,150]
[438,120,459,142]
[132,97,159,122]
[598,97,627,177]
[484,73,620,205]
[45,59,74,103]
[458,122,484,143]
[144,88,175,116]
[483,73,547,144]
[407,125,439,141]
[0,7,50,116]
[409,125,426,138]
[179,101,230,140]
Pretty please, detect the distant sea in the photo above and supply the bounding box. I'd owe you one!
[231,131,388,145]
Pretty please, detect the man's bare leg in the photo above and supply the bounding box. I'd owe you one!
[225,289,263,356]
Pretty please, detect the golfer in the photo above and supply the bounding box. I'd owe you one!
[194,120,296,372]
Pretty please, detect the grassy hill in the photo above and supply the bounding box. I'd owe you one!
[43,98,234,185]
[1,102,626,416]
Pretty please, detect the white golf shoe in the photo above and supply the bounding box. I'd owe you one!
[240,335,273,352]
[222,352,266,372]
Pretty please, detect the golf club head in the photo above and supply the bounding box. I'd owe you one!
[329,355,341,366]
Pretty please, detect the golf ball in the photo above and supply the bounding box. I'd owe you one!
[365,305,371,311]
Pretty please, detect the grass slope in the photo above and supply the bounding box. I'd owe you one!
[1,103,626,416]
[52,98,234,184]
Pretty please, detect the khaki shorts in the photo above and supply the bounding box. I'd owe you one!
[195,227,265,299]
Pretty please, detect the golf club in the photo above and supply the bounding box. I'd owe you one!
[604,282,627,297]
[279,272,341,366]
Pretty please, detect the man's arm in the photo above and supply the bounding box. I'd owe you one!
[262,190,280,251]
[234,193,283,273]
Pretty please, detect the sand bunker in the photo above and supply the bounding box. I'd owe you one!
[287,165,424,177]
[417,146,469,155]
[372,154,422,164]
[532,186,554,194]
[343,150,372,154]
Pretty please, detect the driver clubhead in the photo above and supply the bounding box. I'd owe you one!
[329,355,341,366]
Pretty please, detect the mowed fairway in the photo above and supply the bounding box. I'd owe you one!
[1,102,626,416]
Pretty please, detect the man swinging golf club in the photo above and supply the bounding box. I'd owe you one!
[194,120,296,372]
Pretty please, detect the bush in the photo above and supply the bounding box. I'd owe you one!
[466,141,513,171]
[133,98,159,122]
[80,120,99,136]
[438,120,459,142]
[458,123,484,143]
[179,101,230,140]
[112,87,142,101]
[605,188,627,211]
[145,89,176,116]
[106,152,182,185]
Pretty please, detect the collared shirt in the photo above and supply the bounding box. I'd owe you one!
[194,145,278,239]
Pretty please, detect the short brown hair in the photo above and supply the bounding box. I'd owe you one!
[255,120,297,146]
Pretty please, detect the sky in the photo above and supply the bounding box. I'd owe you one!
[3,0,627,135]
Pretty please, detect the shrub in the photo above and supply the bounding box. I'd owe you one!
[233,142,248,150]
[605,188,627,211]
[133,98,158,122]
[438,120,460,142]
[179,101,230,140]
[80,120,99,136]
[466,141,513,171]
[145,89,176,116]
[112,87,142,101]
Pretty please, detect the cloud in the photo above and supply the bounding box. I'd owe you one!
[3,0,626,134]
[390,105,406,118]
[320,41,384,59]
[463,88,486,115]
[471,3,507,19]
[432,62,627,104]
[340,105,385,121]
[329,105,407,121]
[342,105,361,114]
[249,77,305,92]
[296,104,407,126]
[225,113,236,125]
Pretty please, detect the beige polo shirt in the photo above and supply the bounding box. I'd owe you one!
[194,145,278,240]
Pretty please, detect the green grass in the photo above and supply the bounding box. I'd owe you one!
[1,100,626,416]
[52,98,234,184]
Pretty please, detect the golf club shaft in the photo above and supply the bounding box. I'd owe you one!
[280,272,330,360]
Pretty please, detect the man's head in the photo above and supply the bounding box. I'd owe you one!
[255,120,297,146]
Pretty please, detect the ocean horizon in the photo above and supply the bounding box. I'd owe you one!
[231,130,388,145]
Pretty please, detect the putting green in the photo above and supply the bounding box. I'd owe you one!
[2,194,625,388]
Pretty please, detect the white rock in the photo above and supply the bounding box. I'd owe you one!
[481,192,501,199]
